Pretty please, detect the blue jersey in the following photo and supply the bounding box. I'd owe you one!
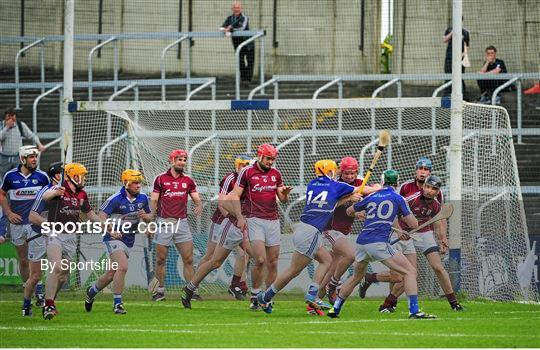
[1,166,50,225]
[30,183,53,234]
[300,176,355,231]
[353,186,412,244]
[100,187,151,248]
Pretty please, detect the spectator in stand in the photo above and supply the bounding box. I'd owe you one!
[220,1,255,89]
[443,21,470,95]
[1,108,45,178]
[477,46,508,105]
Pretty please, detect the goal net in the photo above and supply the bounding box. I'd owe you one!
[68,98,537,301]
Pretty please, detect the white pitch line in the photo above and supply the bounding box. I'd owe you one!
[1,325,539,340]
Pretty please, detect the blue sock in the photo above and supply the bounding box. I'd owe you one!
[113,294,122,306]
[333,296,346,313]
[87,282,101,298]
[35,282,44,296]
[408,294,419,314]
[263,285,278,303]
[306,282,319,298]
[23,298,32,308]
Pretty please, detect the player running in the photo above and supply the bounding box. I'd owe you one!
[84,169,152,314]
[35,163,109,320]
[0,146,50,316]
[150,149,202,302]
[316,156,390,312]
[327,170,436,319]
[222,144,292,310]
[26,162,65,317]
[181,155,253,308]
[256,160,361,314]
[376,175,463,312]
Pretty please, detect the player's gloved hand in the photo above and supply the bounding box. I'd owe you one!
[282,186,293,195]
[137,209,152,222]
[6,211,22,224]
[399,232,410,241]
[52,185,65,197]
[350,192,363,203]
[236,215,248,234]
[110,231,123,240]
[440,239,449,254]
[144,229,154,239]
[355,211,366,220]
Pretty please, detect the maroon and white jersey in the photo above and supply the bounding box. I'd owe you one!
[325,178,363,234]
[152,169,197,219]
[211,171,237,224]
[236,164,283,220]
[46,181,92,224]
[399,179,443,203]
[399,192,441,233]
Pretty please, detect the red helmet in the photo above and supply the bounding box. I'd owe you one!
[257,143,278,158]
[340,156,358,172]
[169,149,188,162]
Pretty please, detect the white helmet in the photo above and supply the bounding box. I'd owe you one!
[19,145,39,164]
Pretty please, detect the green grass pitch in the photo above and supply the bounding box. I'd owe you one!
[1,290,539,348]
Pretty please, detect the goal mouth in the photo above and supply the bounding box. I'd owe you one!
[66,97,535,302]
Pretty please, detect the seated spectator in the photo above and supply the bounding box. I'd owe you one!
[477,46,507,104]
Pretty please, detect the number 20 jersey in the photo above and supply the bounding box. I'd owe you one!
[300,176,355,232]
[353,186,412,244]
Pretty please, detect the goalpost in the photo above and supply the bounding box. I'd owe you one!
[64,97,537,301]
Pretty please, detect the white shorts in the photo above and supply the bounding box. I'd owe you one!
[391,231,439,255]
[218,218,244,251]
[153,217,192,246]
[103,240,131,258]
[355,242,397,263]
[27,231,46,262]
[8,223,31,246]
[322,229,347,248]
[391,232,416,255]
[47,233,77,261]
[292,221,322,259]
[247,217,280,247]
[413,231,439,255]
[208,221,222,244]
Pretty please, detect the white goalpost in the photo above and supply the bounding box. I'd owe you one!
[66,97,537,301]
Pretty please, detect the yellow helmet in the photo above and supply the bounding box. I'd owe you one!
[234,154,252,170]
[64,163,87,186]
[314,159,337,177]
[121,169,144,185]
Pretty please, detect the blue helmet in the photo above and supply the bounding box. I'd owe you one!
[416,157,432,170]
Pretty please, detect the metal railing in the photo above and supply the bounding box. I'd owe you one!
[106,82,139,157]
[4,31,265,107]
[255,73,540,146]
[235,32,265,99]
[185,79,217,149]
[32,85,62,135]
[371,78,401,147]
[246,78,279,150]
[431,81,453,154]
[15,38,45,109]
[311,78,342,155]
[88,37,118,101]
[161,35,190,99]
[1,78,213,141]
